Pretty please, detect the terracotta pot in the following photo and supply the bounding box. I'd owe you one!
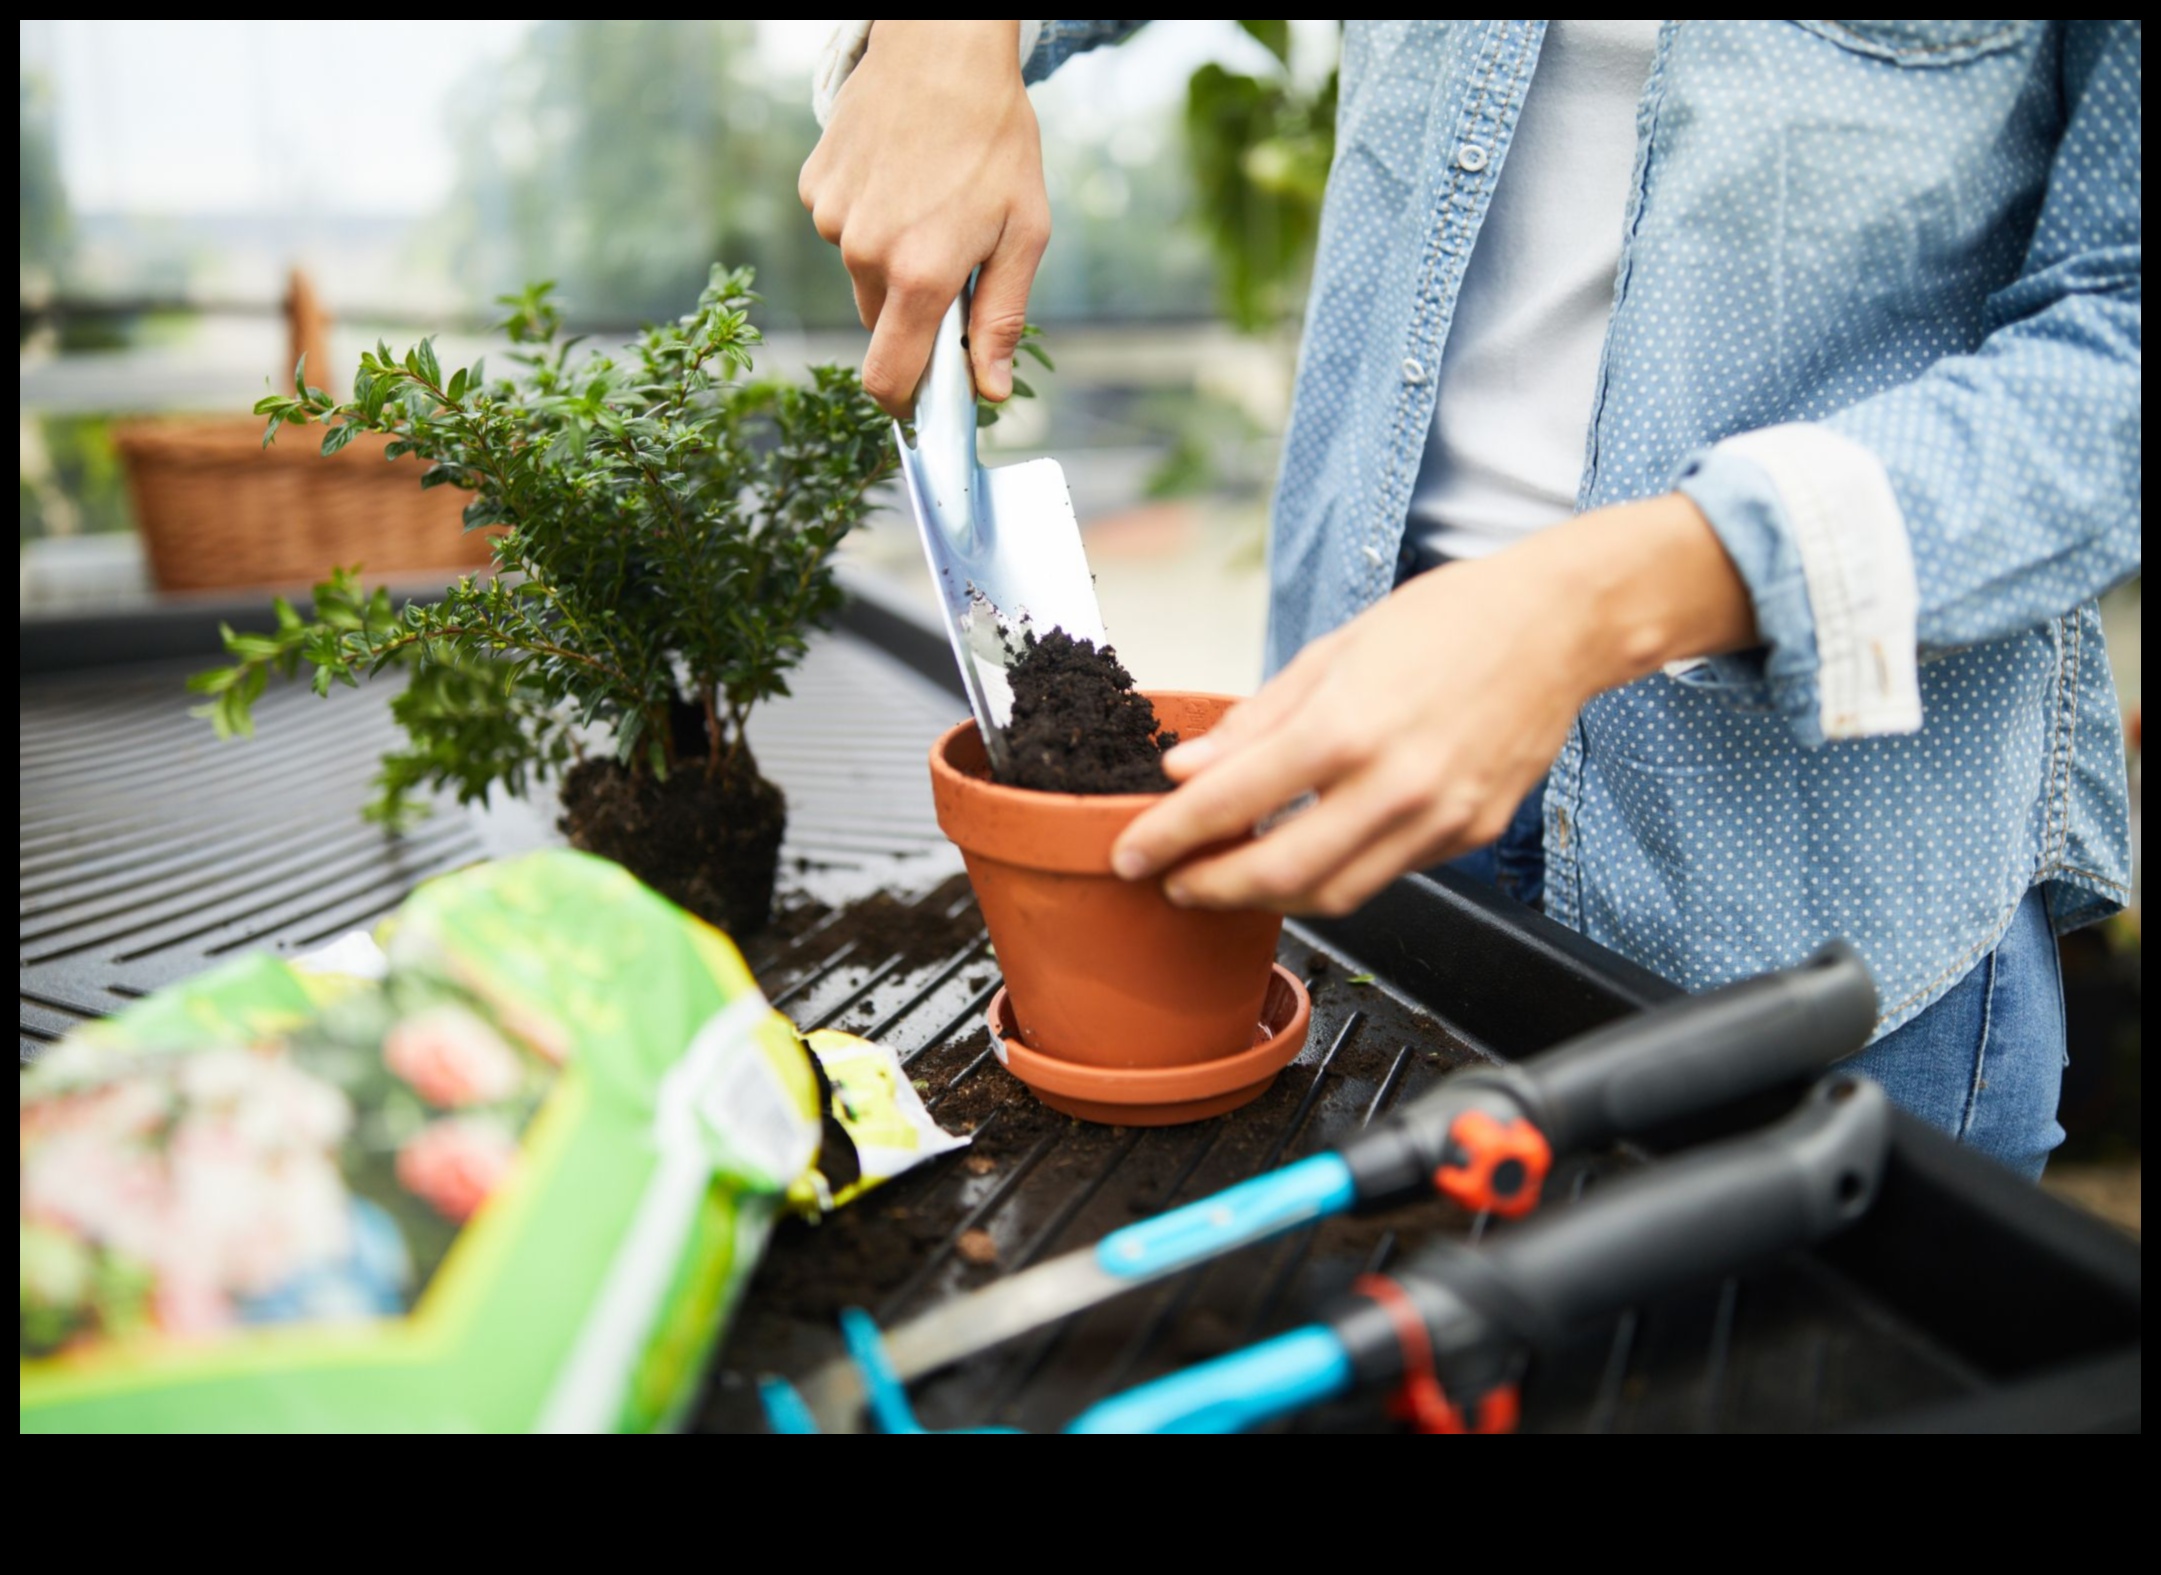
[988,964,1311,1125]
[930,692,1307,1122]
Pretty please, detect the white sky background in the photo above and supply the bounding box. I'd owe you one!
[26,19,1326,220]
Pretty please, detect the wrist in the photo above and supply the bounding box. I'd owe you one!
[1538,493,1758,696]
[868,20,1025,76]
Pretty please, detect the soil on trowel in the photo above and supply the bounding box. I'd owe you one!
[558,751,784,937]
[994,629,1178,795]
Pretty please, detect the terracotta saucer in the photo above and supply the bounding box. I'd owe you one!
[986,964,1313,1126]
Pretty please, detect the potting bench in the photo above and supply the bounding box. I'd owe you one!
[19,575,2142,1432]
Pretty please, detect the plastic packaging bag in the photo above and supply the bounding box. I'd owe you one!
[20,850,953,1432]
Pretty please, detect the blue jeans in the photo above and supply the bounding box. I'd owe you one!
[1445,786,2066,1179]
[1443,773,1550,909]
[1843,886,2066,1181]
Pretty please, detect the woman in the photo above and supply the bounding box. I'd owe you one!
[800,21,2141,1178]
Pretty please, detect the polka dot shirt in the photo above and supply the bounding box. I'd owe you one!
[1029,21,2139,1035]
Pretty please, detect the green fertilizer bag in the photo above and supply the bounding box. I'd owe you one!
[19,850,959,1432]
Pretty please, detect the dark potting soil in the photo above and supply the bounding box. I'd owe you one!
[558,754,785,937]
[794,872,983,974]
[994,629,1178,795]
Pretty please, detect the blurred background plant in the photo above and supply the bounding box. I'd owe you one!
[1183,19,1336,335]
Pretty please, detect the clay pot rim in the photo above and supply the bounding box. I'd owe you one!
[927,689,1243,812]
[931,692,1245,875]
[986,963,1312,1118]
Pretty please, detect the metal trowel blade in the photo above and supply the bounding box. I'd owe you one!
[894,291,1106,770]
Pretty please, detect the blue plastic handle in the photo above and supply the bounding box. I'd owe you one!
[1095,1154,1358,1280]
[760,1378,821,1434]
[1066,1325,1355,1433]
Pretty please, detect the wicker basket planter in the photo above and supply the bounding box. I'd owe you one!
[115,269,492,594]
[116,417,489,592]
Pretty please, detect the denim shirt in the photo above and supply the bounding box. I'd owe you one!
[1028,21,2139,1035]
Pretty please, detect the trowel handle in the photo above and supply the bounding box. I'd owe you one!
[903,285,982,552]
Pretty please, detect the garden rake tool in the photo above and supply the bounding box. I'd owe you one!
[1068,1070,1893,1433]
[896,278,1106,774]
[766,943,1878,1433]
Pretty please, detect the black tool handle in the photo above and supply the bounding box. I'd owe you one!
[1446,1073,1890,1346]
[1340,943,1878,1209]
[1527,940,1876,1152]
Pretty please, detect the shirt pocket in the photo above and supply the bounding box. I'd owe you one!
[1793,20,2031,67]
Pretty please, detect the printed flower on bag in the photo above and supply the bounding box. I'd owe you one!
[19,1042,362,1354]
[492,1000,572,1067]
[396,1118,518,1222]
[384,1006,525,1107]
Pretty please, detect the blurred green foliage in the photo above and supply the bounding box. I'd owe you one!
[434,21,854,330]
[1184,21,1337,333]
[20,417,133,543]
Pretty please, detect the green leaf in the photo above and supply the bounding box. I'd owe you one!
[1238,18,1292,65]
[320,422,361,457]
[1347,972,1376,986]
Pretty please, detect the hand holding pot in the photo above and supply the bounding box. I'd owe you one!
[1110,495,1758,916]
[799,19,1050,415]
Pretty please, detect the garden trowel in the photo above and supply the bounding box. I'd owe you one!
[894,281,1106,771]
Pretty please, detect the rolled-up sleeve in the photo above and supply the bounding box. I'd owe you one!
[1676,20,2141,748]
[1024,21,1150,83]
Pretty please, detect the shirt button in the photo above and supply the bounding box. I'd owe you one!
[1361,543,1385,567]
[1457,142,1489,172]
[1402,358,1426,384]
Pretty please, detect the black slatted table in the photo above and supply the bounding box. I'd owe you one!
[19,613,2141,1432]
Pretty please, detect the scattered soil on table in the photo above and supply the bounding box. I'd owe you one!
[558,753,784,936]
[994,629,1178,795]
[795,872,983,974]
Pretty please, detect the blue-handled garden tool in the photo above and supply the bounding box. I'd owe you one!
[1067,1071,1891,1433]
[768,943,1878,1433]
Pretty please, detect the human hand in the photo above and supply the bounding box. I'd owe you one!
[799,20,1049,417]
[1109,495,1757,915]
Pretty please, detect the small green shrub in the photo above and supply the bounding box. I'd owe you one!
[192,267,896,825]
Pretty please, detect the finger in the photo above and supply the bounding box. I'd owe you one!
[1164,639,1337,780]
[1113,724,1330,879]
[1161,768,1427,912]
[1299,807,1475,918]
[810,199,846,246]
[847,262,884,333]
[859,265,955,417]
[967,206,1048,402]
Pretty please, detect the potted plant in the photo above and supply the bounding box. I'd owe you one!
[928,636,1310,1126]
[191,267,894,936]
